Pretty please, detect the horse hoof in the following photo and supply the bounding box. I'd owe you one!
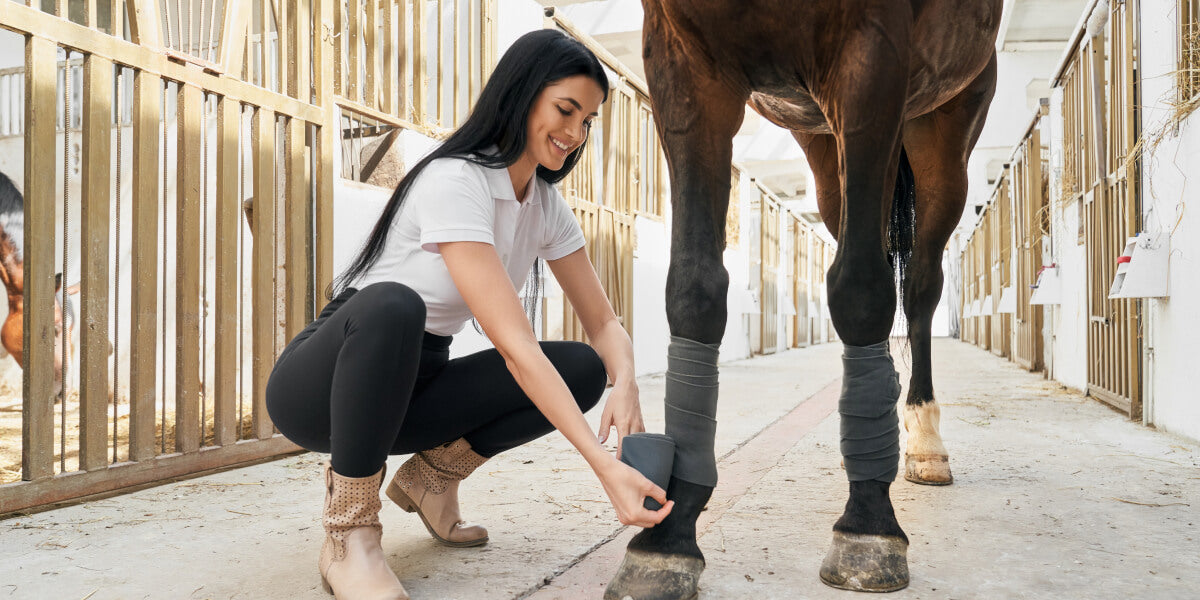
[819,531,909,592]
[904,453,953,485]
[604,549,703,600]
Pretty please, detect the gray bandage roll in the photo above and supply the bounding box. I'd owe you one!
[664,336,720,488]
[840,341,902,482]
[620,432,676,510]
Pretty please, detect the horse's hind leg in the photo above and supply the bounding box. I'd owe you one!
[604,8,747,600]
[899,55,996,486]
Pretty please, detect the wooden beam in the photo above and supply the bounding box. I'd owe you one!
[285,117,307,340]
[175,83,203,453]
[251,107,276,440]
[313,0,335,313]
[2,3,323,124]
[22,36,58,482]
[0,436,301,517]
[125,0,164,48]
[128,70,160,462]
[213,96,239,447]
[79,53,113,472]
[216,0,250,76]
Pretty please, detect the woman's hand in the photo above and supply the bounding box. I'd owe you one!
[598,378,645,459]
[595,455,674,527]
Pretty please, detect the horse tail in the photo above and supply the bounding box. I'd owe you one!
[888,148,915,310]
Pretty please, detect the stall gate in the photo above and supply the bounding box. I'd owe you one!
[1055,0,1141,417]
[758,188,780,354]
[989,178,1012,358]
[1011,111,1047,371]
[542,12,664,342]
[792,215,810,347]
[961,231,975,345]
[0,0,498,514]
[976,206,993,352]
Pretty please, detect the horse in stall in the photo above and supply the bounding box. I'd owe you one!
[607,2,1000,597]
[0,171,75,400]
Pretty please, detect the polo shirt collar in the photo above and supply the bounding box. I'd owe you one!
[477,146,540,206]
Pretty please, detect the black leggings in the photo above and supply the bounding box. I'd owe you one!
[266,282,607,478]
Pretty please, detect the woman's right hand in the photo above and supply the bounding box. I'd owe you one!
[594,456,674,528]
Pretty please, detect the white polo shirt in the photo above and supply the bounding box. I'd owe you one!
[352,154,586,336]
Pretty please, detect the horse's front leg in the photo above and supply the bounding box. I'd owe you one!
[604,9,747,600]
[817,13,912,593]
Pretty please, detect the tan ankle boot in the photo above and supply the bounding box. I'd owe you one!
[386,438,489,547]
[319,465,409,600]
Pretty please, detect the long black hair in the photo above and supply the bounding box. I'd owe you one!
[332,29,610,325]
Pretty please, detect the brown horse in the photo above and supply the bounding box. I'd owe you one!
[606,1,1000,597]
[0,171,75,400]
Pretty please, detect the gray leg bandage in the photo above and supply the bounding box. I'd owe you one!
[840,341,902,482]
[620,432,675,509]
[664,336,720,487]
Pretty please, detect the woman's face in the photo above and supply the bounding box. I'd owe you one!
[524,75,606,172]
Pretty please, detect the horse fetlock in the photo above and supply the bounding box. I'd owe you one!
[626,477,710,560]
[820,531,909,593]
[903,402,953,485]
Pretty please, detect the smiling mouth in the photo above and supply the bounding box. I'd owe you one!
[550,136,571,156]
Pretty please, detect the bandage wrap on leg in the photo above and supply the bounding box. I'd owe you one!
[840,341,902,483]
[664,336,720,488]
[620,433,676,510]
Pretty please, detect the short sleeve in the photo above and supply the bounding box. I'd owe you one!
[407,160,496,253]
[540,184,587,260]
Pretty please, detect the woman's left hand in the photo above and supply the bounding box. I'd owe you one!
[598,378,644,459]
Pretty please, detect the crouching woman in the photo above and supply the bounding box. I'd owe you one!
[265,29,672,600]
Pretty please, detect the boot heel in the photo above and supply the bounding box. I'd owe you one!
[386,481,417,513]
[320,574,333,595]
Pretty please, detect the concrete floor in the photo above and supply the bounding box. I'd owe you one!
[3,339,1198,599]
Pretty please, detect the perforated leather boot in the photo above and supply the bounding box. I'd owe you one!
[319,465,409,600]
[386,438,489,547]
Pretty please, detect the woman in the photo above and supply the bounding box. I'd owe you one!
[265,29,673,600]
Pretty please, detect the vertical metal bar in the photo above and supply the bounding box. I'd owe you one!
[22,37,58,481]
[174,83,202,453]
[413,0,425,123]
[314,0,335,313]
[213,96,238,446]
[128,69,160,462]
[79,53,112,471]
[251,107,276,440]
[364,0,377,107]
[285,118,307,339]
[348,0,360,102]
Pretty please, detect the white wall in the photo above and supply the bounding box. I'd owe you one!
[1134,0,1200,440]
